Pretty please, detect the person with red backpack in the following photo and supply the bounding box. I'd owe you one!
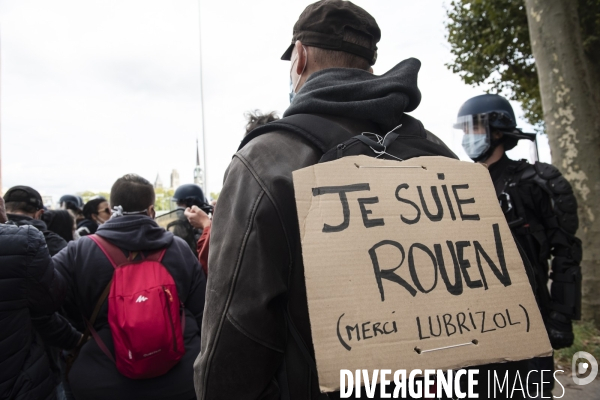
[52,174,206,400]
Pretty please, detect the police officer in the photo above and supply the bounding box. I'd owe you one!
[456,94,582,396]
[166,184,212,255]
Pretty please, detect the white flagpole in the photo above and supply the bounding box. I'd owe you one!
[198,0,208,197]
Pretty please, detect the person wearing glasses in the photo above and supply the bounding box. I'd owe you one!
[77,197,111,237]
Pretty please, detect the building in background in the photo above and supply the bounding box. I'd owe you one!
[42,195,53,209]
[154,173,163,189]
[193,139,204,188]
[170,169,180,190]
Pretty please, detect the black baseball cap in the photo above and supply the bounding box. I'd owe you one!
[281,0,380,66]
[4,186,44,210]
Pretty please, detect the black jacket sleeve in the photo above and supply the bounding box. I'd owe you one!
[194,155,290,400]
[174,239,207,331]
[533,184,582,319]
[26,226,67,316]
[32,312,82,349]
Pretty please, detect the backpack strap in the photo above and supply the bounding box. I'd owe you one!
[89,234,129,267]
[145,248,167,263]
[239,114,353,153]
[89,234,166,265]
[65,270,114,374]
[85,281,116,363]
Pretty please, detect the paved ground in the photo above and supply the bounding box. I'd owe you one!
[552,372,600,399]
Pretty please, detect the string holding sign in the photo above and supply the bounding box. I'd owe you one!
[414,339,479,355]
[354,163,426,170]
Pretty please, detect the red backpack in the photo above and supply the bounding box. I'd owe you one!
[87,235,185,379]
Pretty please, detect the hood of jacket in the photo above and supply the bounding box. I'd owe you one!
[96,214,173,252]
[284,58,422,132]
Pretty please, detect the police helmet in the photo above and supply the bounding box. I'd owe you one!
[454,94,535,161]
[173,184,209,208]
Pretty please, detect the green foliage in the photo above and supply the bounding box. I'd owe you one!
[210,192,220,201]
[555,320,600,370]
[154,187,175,211]
[579,0,600,67]
[445,0,600,130]
[78,190,110,204]
[445,0,542,128]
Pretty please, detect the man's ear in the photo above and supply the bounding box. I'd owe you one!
[0,197,6,224]
[492,131,504,140]
[148,205,156,220]
[295,40,307,75]
[34,209,44,220]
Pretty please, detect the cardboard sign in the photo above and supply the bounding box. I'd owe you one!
[293,155,552,392]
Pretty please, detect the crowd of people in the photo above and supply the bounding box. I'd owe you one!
[0,1,582,400]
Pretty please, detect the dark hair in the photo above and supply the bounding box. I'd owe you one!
[42,210,74,242]
[110,174,155,212]
[82,197,107,220]
[244,110,279,135]
[5,201,38,215]
[311,28,372,71]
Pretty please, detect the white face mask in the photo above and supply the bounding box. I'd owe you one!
[462,133,490,160]
[289,46,307,104]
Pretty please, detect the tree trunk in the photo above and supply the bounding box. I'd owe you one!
[525,0,600,326]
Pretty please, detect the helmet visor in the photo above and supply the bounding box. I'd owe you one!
[454,114,491,160]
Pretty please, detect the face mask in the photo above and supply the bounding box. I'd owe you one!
[289,46,307,104]
[462,133,490,160]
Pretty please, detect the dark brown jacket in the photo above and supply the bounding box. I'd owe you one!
[194,60,457,400]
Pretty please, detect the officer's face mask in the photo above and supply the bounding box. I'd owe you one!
[454,114,491,161]
[462,132,490,159]
[289,46,307,104]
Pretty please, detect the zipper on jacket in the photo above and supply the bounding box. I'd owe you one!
[163,286,178,352]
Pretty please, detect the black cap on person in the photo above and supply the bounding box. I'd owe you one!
[281,0,381,66]
[4,186,44,210]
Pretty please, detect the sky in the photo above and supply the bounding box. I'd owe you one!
[0,0,549,203]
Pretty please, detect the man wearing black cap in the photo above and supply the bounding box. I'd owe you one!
[4,186,68,256]
[194,1,454,399]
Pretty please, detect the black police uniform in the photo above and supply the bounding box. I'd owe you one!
[164,184,213,256]
[166,208,203,256]
[456,94,582,398]
[489,154,582,395]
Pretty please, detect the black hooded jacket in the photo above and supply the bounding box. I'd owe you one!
[0,223,67,400]
[53,215,207,400]
[194,59,456,400]
[7,214,67,256]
